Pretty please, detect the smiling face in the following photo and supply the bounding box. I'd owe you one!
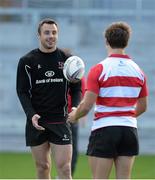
[38,23,58,53]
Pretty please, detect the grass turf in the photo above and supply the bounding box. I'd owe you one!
[0,152,155,179]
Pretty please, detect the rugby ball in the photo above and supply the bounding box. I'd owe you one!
[63,56,85,83]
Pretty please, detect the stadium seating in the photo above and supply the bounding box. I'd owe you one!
[0,0,155,153]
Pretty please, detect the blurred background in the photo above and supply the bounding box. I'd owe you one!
[0,0,155,155]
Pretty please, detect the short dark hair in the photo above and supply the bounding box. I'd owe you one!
[38,18,58,35]
[104,21,132,48]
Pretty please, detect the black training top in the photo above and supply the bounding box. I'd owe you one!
[16,48,81,123]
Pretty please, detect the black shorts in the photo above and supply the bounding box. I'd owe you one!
[25,120,72,146]
[86,126,139,158]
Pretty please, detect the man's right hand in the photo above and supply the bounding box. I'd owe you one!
[32,114,45,131]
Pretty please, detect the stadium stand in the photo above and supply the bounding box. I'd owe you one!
[0,0,155,153]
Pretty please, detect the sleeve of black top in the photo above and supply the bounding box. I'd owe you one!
[62,48,82,107]
[16,57,36,120]
[69,81,82,108]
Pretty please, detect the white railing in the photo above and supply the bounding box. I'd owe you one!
[0,0,155,16]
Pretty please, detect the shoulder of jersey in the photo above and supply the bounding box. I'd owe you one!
[60,48,72,58]
[20,49,38,61]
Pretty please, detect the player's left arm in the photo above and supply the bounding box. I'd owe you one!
[69,80,82,108]
[135,96,148,117]
[64,49,82,108]
[135,76,148,117]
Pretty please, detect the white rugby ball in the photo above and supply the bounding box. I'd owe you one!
[63,56,85,83]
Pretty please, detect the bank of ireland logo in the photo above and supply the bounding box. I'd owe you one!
[45,71,55,77]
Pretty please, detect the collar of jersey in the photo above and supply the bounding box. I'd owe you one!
[109,54,131,59]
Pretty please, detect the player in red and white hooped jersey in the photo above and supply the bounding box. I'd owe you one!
[88,53,148,131]
[67,21,148,179]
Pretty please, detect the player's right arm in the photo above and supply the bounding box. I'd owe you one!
[68,64,102,123]
[16,57,36,120]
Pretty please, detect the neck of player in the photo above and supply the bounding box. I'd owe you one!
[107,46,125,56]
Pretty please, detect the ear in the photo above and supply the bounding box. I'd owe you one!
[105,39,109,46]
[37,33,40,39]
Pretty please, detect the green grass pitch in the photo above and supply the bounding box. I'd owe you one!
[0,152,155,179]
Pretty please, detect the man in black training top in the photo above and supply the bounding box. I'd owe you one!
[16,18,81,179]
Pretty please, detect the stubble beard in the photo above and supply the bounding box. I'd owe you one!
[42,41,56,51]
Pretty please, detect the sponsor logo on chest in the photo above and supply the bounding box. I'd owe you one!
[45,71,55,77]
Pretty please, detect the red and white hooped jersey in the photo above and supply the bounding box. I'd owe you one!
[87,54,148,131]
